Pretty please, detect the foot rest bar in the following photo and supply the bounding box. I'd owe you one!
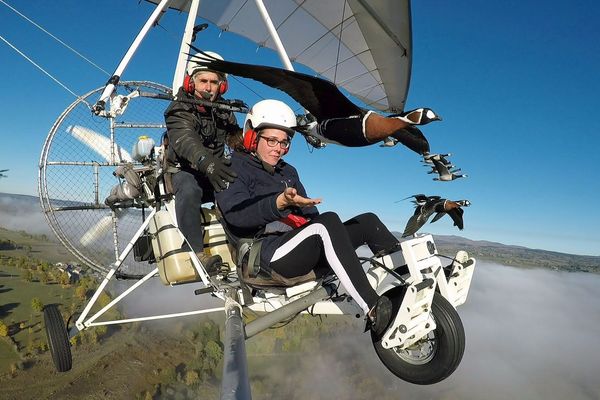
[415,278,434,292]
[244,284,334,339]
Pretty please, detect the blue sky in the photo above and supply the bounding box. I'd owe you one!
[1,1,599,256]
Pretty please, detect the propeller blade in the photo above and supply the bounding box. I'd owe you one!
[67,125,132,163]
[79,215,114,246]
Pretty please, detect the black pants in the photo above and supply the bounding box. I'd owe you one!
[268,212,398,313]
[171,169,214,252]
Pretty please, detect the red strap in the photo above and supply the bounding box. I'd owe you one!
[280,214,309,229]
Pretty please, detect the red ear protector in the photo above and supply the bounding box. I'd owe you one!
[242,129,259,152]
[243,130,289,155]
[218,79,229,95]
[183,73,228,96]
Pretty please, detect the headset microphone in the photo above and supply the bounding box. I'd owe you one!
[191,24,209,43]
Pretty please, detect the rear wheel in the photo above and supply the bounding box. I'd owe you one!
[371,293,465,384]
[44,304,72,372]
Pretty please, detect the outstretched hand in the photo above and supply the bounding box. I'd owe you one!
[277,187,322,209]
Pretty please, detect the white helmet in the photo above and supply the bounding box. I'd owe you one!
[186,51,227,78]
[244,99,296,135]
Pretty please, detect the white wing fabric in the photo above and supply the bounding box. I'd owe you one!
[147,0,412,112]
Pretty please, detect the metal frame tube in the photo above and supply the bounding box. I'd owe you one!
[253,0,294,71]
[85,307,225,326]
[245,285,332,338]
[73,207,223,333]
[94,0,172,112]
[111,209,120,262]
[75,268,116,332]
[93,162,100,205]
[109,114,116,164]
[172,0,201,93]
[220,294,251,400]
[85,266,158,326]
[112,123,167,129]
[75,208,157,330]
[253,0,316,124]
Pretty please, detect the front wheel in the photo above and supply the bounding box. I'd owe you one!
[371,293,465,385]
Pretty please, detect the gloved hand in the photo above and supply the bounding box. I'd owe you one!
[197,151,237,192]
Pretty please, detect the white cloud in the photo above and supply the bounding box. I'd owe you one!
[244,262,600,400]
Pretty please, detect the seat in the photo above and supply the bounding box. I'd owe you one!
[213,203,320,293]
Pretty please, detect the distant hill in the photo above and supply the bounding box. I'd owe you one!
[0,192,52,237]
[0,192,39,203]
[2,192,599,273]
[0,226,70,264]
[432,234,600,273]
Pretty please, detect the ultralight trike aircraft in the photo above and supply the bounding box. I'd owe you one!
[37,0,476,393]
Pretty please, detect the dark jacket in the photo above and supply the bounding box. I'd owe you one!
[215,151,319,267]
[164,88,239,170]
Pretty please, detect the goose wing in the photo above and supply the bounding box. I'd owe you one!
[190,55,362,121]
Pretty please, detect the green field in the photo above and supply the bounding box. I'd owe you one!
[0,339,20,373]
[0,265,78,373]
[0,226,75,375]
[0,226,71,263]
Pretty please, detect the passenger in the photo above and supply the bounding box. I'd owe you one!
[164,51,240,274]
[216,99,400,335]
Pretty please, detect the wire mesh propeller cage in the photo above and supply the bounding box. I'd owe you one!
[38,81,171,278]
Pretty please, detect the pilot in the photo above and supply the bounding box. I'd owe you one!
[216,99,400,336]
[164,51,240,274]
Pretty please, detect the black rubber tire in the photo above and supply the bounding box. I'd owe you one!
[372,292,465,385]
[43,304,72,372]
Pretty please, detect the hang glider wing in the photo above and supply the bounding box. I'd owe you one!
[147,0,413,113]
[190,55,360,120]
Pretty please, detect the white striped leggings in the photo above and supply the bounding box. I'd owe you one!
[268,212,398,313]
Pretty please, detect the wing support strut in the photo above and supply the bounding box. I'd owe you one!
[253,0,330,148]
[253,0,294,71]
[172,0,201,93]
[92,0,173,115]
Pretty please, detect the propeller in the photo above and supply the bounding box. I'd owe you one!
[66,125,133,163]
[79,208,131,247]
[80,214,114,247]
[66,125,134,246]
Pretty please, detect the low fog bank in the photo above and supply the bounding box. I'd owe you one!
[110,258,600,400]
[260,261,600,400]
[449,262,600,400]
[0,194,53,236]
